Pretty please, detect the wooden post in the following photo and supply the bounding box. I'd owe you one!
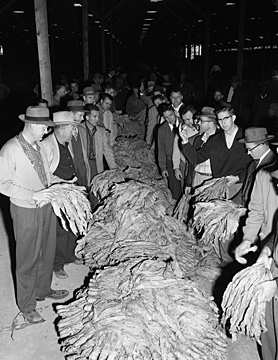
[100,0,106,74]
[237,0,245,85]
[34,0,53,105]
[110,36,114,69]
[204,13,210,95]
[82,0,89,81]
[187,23,192,80]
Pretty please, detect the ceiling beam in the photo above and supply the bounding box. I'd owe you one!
[184,0,206,17]
[165,5,189,28]
[0,0,18,17]
[104,0,127,20]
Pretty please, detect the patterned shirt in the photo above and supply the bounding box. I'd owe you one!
[16,132,48,188]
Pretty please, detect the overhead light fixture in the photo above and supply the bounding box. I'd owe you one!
[95,20,100,23]
[144,18,154,20]
[147,10,157,13]
[226,2,235,5]
[197,19,203,22]
[73,3,82,7]
[259,36,264,39]
[150,0,163,2]
[143,24,150,26]
[88,14,94,17]
[245,38,252,41]
[13,10,25,13]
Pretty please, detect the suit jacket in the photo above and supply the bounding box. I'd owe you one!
[243,160,278,243]
[78,123,117,183]
[242,150,277,206]
[157,121,176,172]
[181,127,252,183]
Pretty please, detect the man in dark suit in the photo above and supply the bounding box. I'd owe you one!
[239,127,276,207]
[157,104,182,200]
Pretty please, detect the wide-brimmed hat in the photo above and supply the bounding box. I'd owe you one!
[67,100,88,112]
[82,86,96,96]
[195,106,216,121]
[239,127,274,144]
[53,111,75,125]
[19,106,54,126]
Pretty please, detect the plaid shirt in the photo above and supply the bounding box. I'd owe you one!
[17,132,48,188]
[194,133,212,175]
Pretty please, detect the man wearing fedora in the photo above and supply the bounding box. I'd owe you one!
[41,111,81,279]
[238,167,278,360]
[239,127,276,207]
[0,106,69,324]
[82,86,99,106]
[235,134,278,267]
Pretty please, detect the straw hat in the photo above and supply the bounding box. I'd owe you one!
[19,106,54,126]
[53,111,75,125]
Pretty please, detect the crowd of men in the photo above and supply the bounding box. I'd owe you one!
[1,67,278,359]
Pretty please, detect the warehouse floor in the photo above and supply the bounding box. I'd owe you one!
[0,193,261,360]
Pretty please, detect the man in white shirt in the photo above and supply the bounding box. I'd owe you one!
[170,88,184,117]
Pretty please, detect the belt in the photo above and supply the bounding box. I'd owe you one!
[196,171,212,176]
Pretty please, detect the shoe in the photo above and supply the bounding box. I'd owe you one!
[65,258,84,266]
[23,310,45,324]
[36,289,69,301]
[54,269,68,279]
[73,258,83,265]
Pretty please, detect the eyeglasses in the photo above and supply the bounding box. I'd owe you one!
[218,115,231,122]
[197,119,212,123]
[246,143,262,153]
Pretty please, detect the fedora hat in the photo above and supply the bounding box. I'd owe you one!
[67,100,88,112]
[19,106,54,126]
[196,106,216,121]
[239,127,274,144]
[53,111,75,125]
[82,86,96,96]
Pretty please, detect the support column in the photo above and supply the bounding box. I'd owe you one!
[237,0,245,85]
[100,0,106,74]
[82,0,89,81]
[34,0,53,104]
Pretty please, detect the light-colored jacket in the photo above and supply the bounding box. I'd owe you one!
[78,123,117,181]
[102,109,117,147]
[243,168,278,242]
[0,136,52,208]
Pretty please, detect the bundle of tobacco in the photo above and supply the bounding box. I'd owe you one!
[193,199,246,257]
[222,262,273,344]
[36,183,92,236]
[115,114,145,138]
[57,259,228,360]
[195,177,230,202]
[113,136,160,180]
[77,180,198,276]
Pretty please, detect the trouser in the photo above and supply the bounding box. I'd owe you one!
[166,158,182,200]
[261,262,278,360]
[10,203,56,313]
[54,220,77,271]
[88,158,99,211]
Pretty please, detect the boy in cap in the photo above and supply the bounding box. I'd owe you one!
[0,106,69,324]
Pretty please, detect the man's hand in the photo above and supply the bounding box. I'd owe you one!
[178,124,188,145]
[257,280,277,302]
[184,186,192,195]
[256,246,272,269]
[226,175,240,186]
[33,189,54,207]
[235,240,258,264]
[174,168,182,181]
[162,170,168,184]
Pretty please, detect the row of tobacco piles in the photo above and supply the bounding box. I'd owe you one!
[56,119,230,360]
